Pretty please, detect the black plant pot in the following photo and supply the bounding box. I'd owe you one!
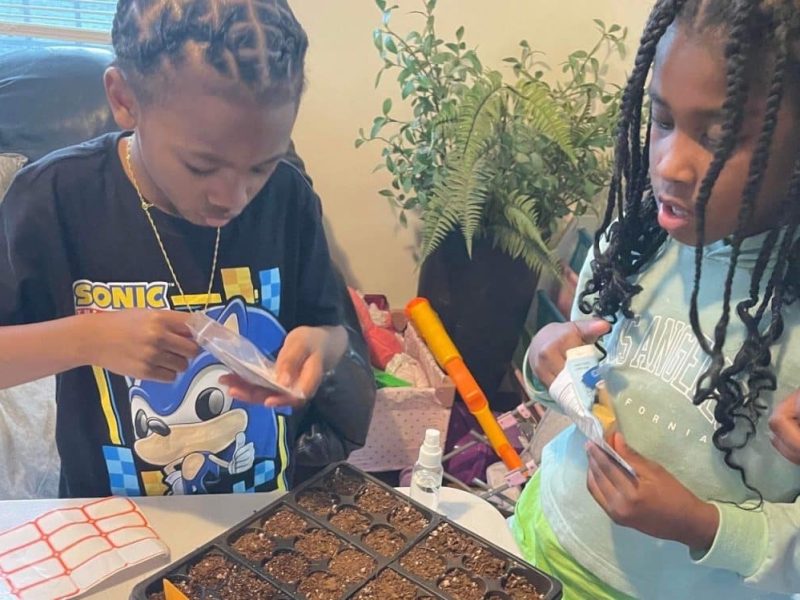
[417,231,538,413]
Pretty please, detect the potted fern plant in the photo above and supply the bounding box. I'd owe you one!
[358,0,626,406]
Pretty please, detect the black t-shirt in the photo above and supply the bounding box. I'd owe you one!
[0,132,343,498]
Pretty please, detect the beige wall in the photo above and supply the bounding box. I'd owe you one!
[290,0,653,305]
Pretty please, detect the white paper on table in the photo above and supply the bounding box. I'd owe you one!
[549,369,637,478]
[0,497,169,600]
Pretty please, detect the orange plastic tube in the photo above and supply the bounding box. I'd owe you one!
[406,298,523,471]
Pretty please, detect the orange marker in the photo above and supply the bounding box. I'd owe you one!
[406,298,523,471]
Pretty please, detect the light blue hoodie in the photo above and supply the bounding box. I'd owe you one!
[517,231,800,599]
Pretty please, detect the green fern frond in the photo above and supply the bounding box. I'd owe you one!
[486,224,559,275]
[421,72,584,270]
[421,152,494,261]
[512,79,575,161]
[420,74,505,261]
[459,156,496,250]
[452,72,504,156]
[420,185,463,261]
[485,193,561,275]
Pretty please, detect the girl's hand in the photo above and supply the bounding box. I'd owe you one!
[586,432,719,553]
[769,390,800,464]
[528,319,611,387]
[87,309,200,382]
[220,325,348,408]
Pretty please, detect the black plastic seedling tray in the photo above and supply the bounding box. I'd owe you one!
[131,462,562,600]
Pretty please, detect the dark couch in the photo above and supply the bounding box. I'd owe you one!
[0,45,374,493]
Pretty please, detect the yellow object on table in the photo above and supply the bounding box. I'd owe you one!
[163,579,188,600]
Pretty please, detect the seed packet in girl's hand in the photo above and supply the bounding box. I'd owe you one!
[187,312,305,400]
[548,345,637,478]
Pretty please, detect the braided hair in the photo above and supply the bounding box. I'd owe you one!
[579,0,800,496]
[111,0,308,103]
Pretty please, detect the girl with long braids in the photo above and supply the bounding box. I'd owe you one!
[515,1,800,598]
[0,0,374,498]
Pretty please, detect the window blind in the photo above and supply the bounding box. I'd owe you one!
[0,0,113,44]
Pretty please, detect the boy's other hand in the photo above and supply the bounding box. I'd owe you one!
[220,325,347,408]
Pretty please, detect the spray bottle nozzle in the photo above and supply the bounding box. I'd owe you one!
[417,428,443,469]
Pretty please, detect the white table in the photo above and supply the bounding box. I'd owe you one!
[0,487,520,599]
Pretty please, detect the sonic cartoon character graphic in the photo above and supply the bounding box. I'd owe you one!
[127,298,289,494]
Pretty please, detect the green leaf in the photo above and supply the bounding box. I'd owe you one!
[402,79,416,99]
[456,26,465,41]
[384,36,398,54]
[370,116,388,138]
[382,98,393,116]
[375,0,386,11]
[432,52,451,64]
[372,29,384,52]
[355,138,365,149]
[379,189,395,197]
[397,66,413,83]
[463,50,482,72]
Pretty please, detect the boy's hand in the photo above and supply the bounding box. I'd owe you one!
[528,319,611,387]
[769,390,800,464]
[221,325,348,408]
[86,309,200,382]
[586,432,719,553]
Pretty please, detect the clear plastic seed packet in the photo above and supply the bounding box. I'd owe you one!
[187,312,304,400]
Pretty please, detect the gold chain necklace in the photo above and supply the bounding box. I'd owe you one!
[125,136,220,313]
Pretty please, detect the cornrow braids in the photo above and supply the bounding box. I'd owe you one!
[579,0,800,497]
[112,0,308,102]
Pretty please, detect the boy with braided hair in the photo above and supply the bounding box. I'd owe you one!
[0,0,374,498]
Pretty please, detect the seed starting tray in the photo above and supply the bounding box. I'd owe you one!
[131,462,562,600]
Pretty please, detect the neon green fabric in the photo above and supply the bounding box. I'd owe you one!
[511,471,636,600]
